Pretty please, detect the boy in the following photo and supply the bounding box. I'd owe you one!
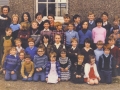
[33,46,48,82]
[73,14,81,32]
[88,12,96,31]
[3,47,20,81]
[25,38,37,60]
[21,55,34,81]
[98,44,114,84]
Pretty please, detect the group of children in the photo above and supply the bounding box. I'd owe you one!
[0,6,120,85]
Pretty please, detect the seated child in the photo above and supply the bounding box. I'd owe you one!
[46,52,61,83]
[59,49,71,81]
[71,54,84,84]
[33,46,48,82]
[84,55,100,85]
[21,55,34,81]
[3,47,20,81]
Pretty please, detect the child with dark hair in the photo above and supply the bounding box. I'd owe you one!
[59,49,71,81]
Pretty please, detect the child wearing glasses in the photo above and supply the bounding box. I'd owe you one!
[46,52,61,83]
[33,46,48,82]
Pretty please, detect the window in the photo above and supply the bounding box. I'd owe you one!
[36,0,68,17]
[0,0,9,6]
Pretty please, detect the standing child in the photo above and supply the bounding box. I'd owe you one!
[18,22,30,49]
[25,38,37,60]
[71,54,84,84]
[98,44,114,84]
[65,22,79,49]
[3,47,20,81]
[33,46,48,82]
[59,49,71,81]
[21,55,34,81]
[46,52,61,83]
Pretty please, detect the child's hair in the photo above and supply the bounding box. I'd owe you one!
[113,25,119,31]
[54,22,62,28]
[68,22,75,27]
[55,34,61,39]
[96,40,104,45]
[49,51,57,58]
[88,55,95,63]
[78,54,84,60]
[43,20,50,25]
[103,44,111,51]
[35,12,43,18]
[108,36,116,41]
[41,34,50,43]
[88,11,95,16]
[21,12,31,22]
[73,14,81,21]
[71,38,78,43]
[31,20,39,26]
[20,22,29,30]
[37,46,45,52]
[14,38,22,43]
[95,18,103,25]
[25,54,31,59]
[84,38,92,44]
[19,50,26,56]
[101,12,109,17]
[60,49,67,54]
[28,38,34,43]
[12,14,19,22]
[81,20,88,29]
[1,5,10,12]
[48,14,55,20]
[63,14,70,19]
[5,27,12,32]
[9,47,17,53]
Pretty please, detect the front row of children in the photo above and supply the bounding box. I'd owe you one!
[3,43,114,85]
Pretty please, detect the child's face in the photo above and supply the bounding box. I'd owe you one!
[90,58,95,65]
[78,58,83,63]
[82,22,88,29]
[97,22,102,27]
[37,49,45,56]
[23,14,28,21]
[74,17,80,23]
[32,22,38,29]
[43,37,49,43]
[57,25,62,30]
[43,23,50,29]
[64,17,70,23]
[28,42,34,47]
[6,30,12,36]
[71,41,78,47]
[48,16,54,23]
[25,58,31,63]
[113,29,119,34]
[102,15,108,22]
[50,55,56,62]
[85,42,90,48]
[88,14,95,21]
[113,20,119,25]
[97,45,103,50]
[10,49,17,55]
[13,17,18,24]
[68,24,74,30]
[19,53,25,60]
[108,40,115,46]
[55,35,61,43]
[60,52,66,58]
[104,49,110,54]
[15,41,22,47]
[2,7,9,15]
[36,15,42,21]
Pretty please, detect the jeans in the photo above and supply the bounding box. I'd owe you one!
[5,70,17,81]
[22,72,32,81]
[33,71,45,82]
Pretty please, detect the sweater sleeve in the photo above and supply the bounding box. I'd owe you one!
[45,62,50,78]
[21,62,25,77]
[3,56,8,70]
[29,62,34,77]
[14,59,21,72]
[41,56,48,69]
[57,62,61,78]
[67,59,71,69]
[84,63,89,78]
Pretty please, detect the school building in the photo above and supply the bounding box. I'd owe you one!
[0,0,120,23]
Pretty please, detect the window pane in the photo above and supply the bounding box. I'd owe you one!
[48,0,55,2]
[48,3,56,15]
[38,4,47,16]
[57,3,67,16]
[38,0,46,2]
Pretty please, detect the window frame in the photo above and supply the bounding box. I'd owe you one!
[0,0,9,6]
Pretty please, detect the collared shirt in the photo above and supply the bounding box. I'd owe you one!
[111,45,115,49]
[36,19,42,24]
[103,21,108,26]
[16,47,23,53]
[68,30,73,34]
[44,43,48,47]
[54,43,61,49]
[71,46,76,50]
[104,53,109,57]
[29,46,34,50]
[89,20,93,24]
[43,29,50,31]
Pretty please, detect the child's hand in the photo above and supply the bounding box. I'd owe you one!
[11,71,15,74]
[28,74,31,77]
[116,65,119,68]
[75,53,77,56]
[76,75,79,78]
[46,78,48,82]
[65,68,68,71]
[5,17,8,20]
[24,76,27,79]
[78,75,81,78]
[36,68,39,72]
[58,78,60,81]
[20,35,22,38]
[87,78,90,82]
[3,70,6,74]
[26,35,27,37]
[97,77,101,81]
[39,68,42,71]
[61,68,64,72]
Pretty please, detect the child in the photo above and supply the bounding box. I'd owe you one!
[30,21,40,47]
[1,28,14,67]
[81,38,94,64]
[18,22,30,49]
[84,55,100,85]
[52,22,65,44]
[67,38,80,67]
[94,40,104,66]
[73,14,81,32]
[35,12,44,31]
[65,22,79,49]
[46,52,61,83]
[25,38,37,60]
[14,38,24,53]
[88,12,96,31]
[21,55,34,81]
[33,46,48,82]
[98,44,114,84]
[71,54,84,84]
[78,20,92,49]
[51,34,65,59]
[108,36,120,76]
[40,20,52,44]
[59,49,71,81]
[10,14,20,39]
[62,14,71,31]
[3,47,20,81]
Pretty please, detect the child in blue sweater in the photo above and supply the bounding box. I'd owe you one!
[25,38,37,60]
[33,46,48,82]
[3,47,20,81]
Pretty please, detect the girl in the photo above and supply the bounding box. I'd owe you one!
[19,50,26,64]
[18,22,30,49]
[71,54,84,84]
[84,55,100,85]
[81,38,94,64]
[78,20,92,49]
[46,52,61,83]
[59,49,71,81]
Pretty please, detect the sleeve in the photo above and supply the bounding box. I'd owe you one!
[41,56,48,69]
[67,49,76,57]
[98,56,102,71]
[67,59,71,69]
[40,31,43,44]
[57,62,61,78]
[45,62,49,78]
[21,62,25,77]
[89,31,92,40]
[92,29,95,41]
[80,65,85,77]
[0,37,4,48]
[104,29,106,39]
[116,49,120,65]
[35,35,40,45]
[29,62,34,77]
[75,32,79,43]
[33,56,37,68]
[84,63,89,78]
[64,32,66,45]
[94,64,99,77]
[14,59,21,72]
[3,56,8,70]
[0,16,6,20]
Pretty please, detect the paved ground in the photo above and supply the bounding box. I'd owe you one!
[0,75,120,90]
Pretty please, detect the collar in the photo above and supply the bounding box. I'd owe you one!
[29,46,34,50]
[103,21,108,26]
[89,20,93,24]
[96,48,103,51]
[111,45,115,49]
[68,30,73,32]
[43,29,49,31]
[54,43,61,46]
[71,46,76,50]
[10,54,17,57]
[104,53,109,57]
[44,43,48,47]
[36,19,42,24]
